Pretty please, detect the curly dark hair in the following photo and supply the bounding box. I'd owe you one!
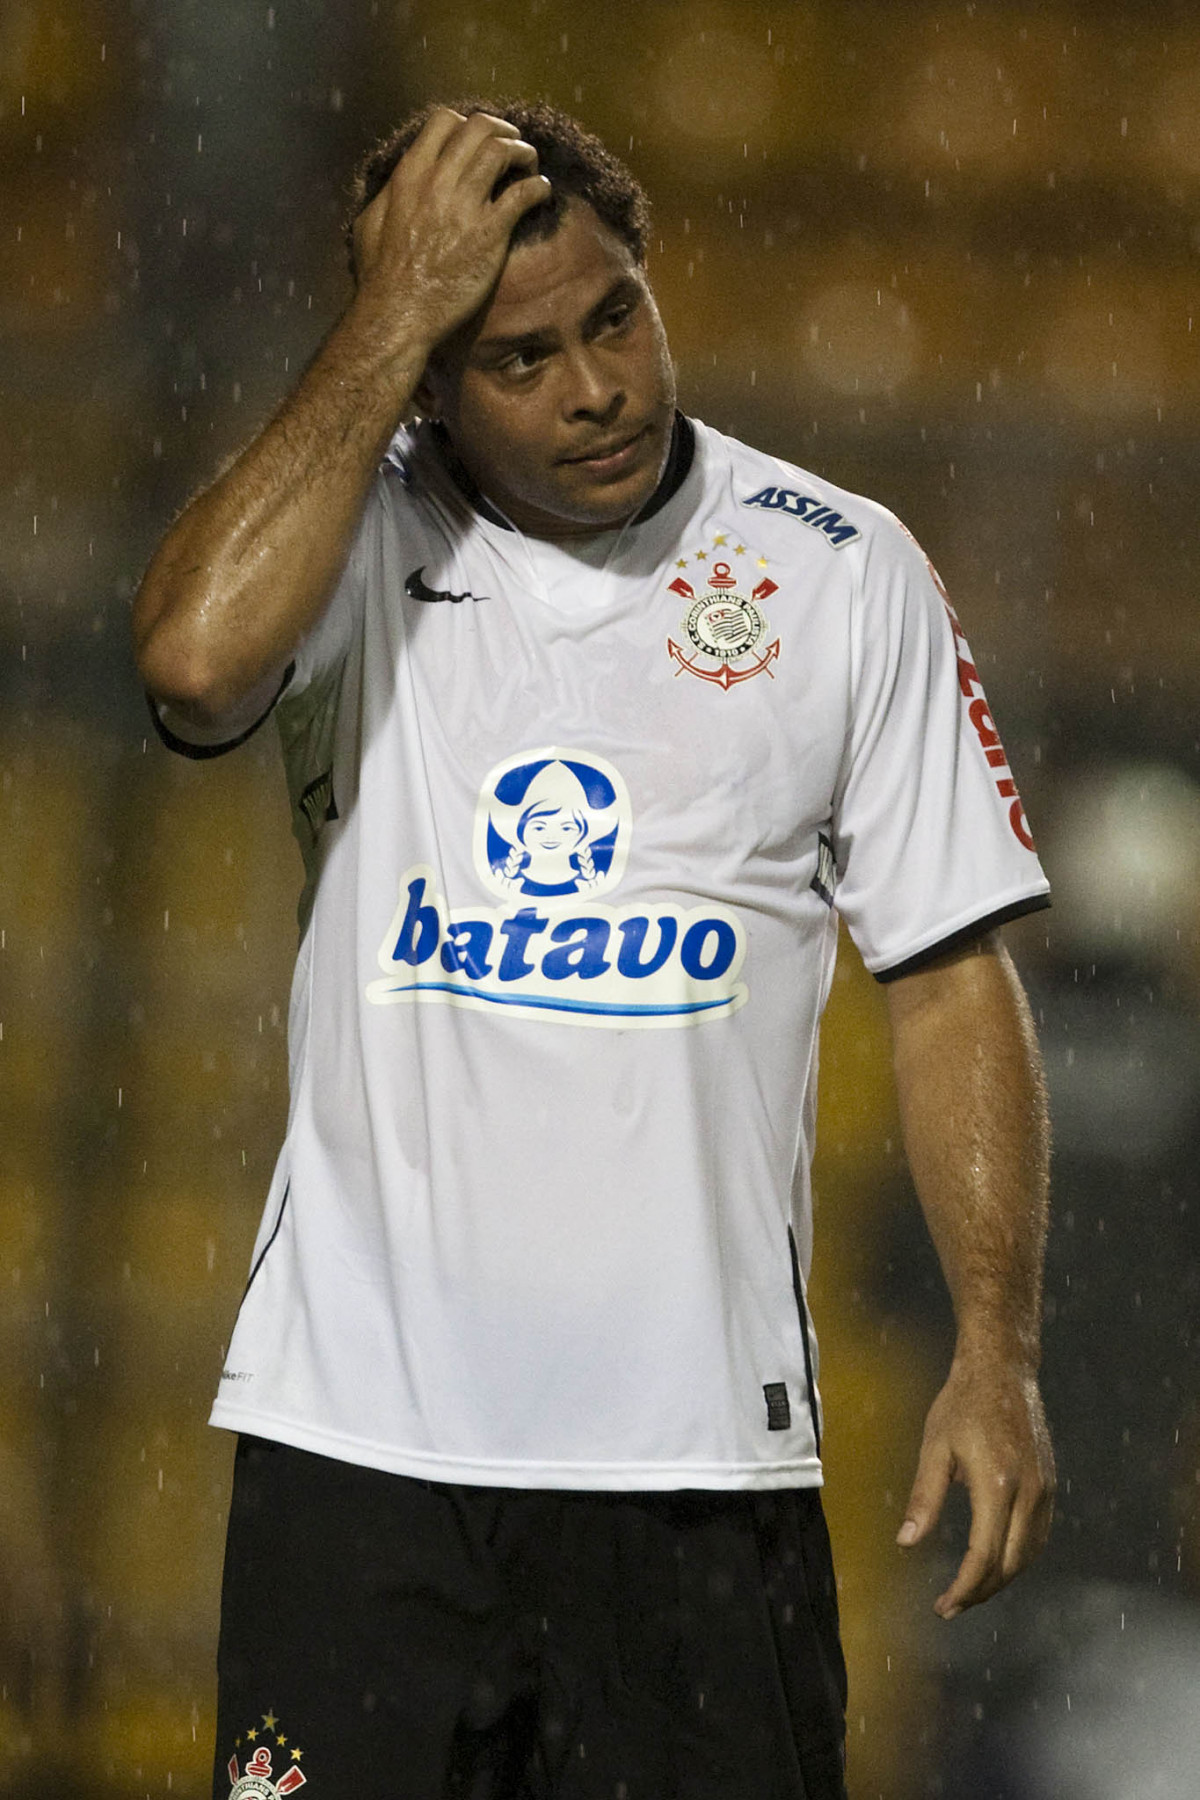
[344,97,651,278]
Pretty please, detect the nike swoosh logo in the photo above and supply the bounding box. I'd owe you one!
[404,567,489,605]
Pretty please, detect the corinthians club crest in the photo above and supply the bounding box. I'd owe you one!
[226,1713,307,1797]
[666,545,780,688]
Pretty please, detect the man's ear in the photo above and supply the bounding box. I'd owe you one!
[414,356,444,422]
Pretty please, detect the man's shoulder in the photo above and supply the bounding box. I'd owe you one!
[692,417,911,563]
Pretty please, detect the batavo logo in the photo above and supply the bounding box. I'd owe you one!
[366,748,748,1028]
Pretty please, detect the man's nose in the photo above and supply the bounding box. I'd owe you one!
[562,348,624,422]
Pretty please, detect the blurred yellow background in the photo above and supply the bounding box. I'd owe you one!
[2,2,1198,1796]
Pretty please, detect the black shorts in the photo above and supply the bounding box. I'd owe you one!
[213,1437,848,1800]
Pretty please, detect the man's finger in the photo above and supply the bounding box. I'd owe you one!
[353,108,469,266]
[458,135,541,202]
[999,1473,1054,1584]
[491,169,553,226]
[400,107,469,174]
[934,1471,1016,1618]
[935,1541,1000,1619]
[897,1436,953,1548]
[351,189,388,274]
[435,110,523,178]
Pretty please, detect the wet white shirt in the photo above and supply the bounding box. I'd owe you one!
[162,415,1049,1490]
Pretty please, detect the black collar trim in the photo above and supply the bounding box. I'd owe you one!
[633,412,695,525]
[429,412,696,535]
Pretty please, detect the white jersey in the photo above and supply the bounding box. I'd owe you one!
[160,415,1049,1491]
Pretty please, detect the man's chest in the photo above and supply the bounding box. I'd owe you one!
[322,505,857,1028]
[358,515,853,850]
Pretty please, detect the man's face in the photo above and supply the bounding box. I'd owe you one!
[421,202,677,538]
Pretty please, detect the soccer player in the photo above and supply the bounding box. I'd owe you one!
[133,102,1055,1800]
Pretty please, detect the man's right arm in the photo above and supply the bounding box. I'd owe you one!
[132,108,550,733]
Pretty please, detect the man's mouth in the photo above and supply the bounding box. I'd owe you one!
[560,425,650,472]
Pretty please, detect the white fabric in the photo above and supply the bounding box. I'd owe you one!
[201,417,1049,1490]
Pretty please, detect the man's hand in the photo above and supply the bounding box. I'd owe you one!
[897,1345,1055,1619]
[350,108,551,359]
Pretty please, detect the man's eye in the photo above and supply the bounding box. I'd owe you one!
[601,304,634,333]
[501,348,545,376]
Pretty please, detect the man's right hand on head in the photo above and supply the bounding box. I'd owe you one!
[133,111,550,731]
[350,109,552,357]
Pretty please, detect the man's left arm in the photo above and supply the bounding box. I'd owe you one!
[885,931,1055,1619]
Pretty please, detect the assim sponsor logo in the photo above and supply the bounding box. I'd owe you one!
[741,486,862,548]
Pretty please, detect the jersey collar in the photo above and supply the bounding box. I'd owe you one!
[427,412,696,535]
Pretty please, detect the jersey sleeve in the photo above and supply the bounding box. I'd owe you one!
[147,478,376,760]
[830,514,1050,979]
[286,485,374,700]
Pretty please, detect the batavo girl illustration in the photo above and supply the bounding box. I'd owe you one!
[487,756,619,897]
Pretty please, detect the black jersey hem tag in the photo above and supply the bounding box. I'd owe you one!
[763,1382,792,1431]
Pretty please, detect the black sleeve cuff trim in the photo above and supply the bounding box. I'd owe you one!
[873,891,1051,983]
[145,662,296,761]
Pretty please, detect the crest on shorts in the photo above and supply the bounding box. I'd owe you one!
[665,538,780,688]
[226,1713,307,1796]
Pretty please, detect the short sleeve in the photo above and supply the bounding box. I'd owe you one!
[147,478,375,760]
[285,482,374,701]
[831,516,1050,978]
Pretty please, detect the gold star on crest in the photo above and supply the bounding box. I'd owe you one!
[713,533,728,546]
[734,544,746,555]
[246,1728,258,1741]
[756,555,769,568]
[674,556,688,568]
[262,1712,279,1731]
[291,1748,304,1762]
[694,549,707,561]
[276,1732,287,1745]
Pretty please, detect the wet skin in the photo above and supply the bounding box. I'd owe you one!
[419,201,678,538]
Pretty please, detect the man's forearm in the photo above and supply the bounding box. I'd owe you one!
[885,933,1054,1615]
[886,934,1050,1364]
[132,108,553,730]
[132,300,430,725]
